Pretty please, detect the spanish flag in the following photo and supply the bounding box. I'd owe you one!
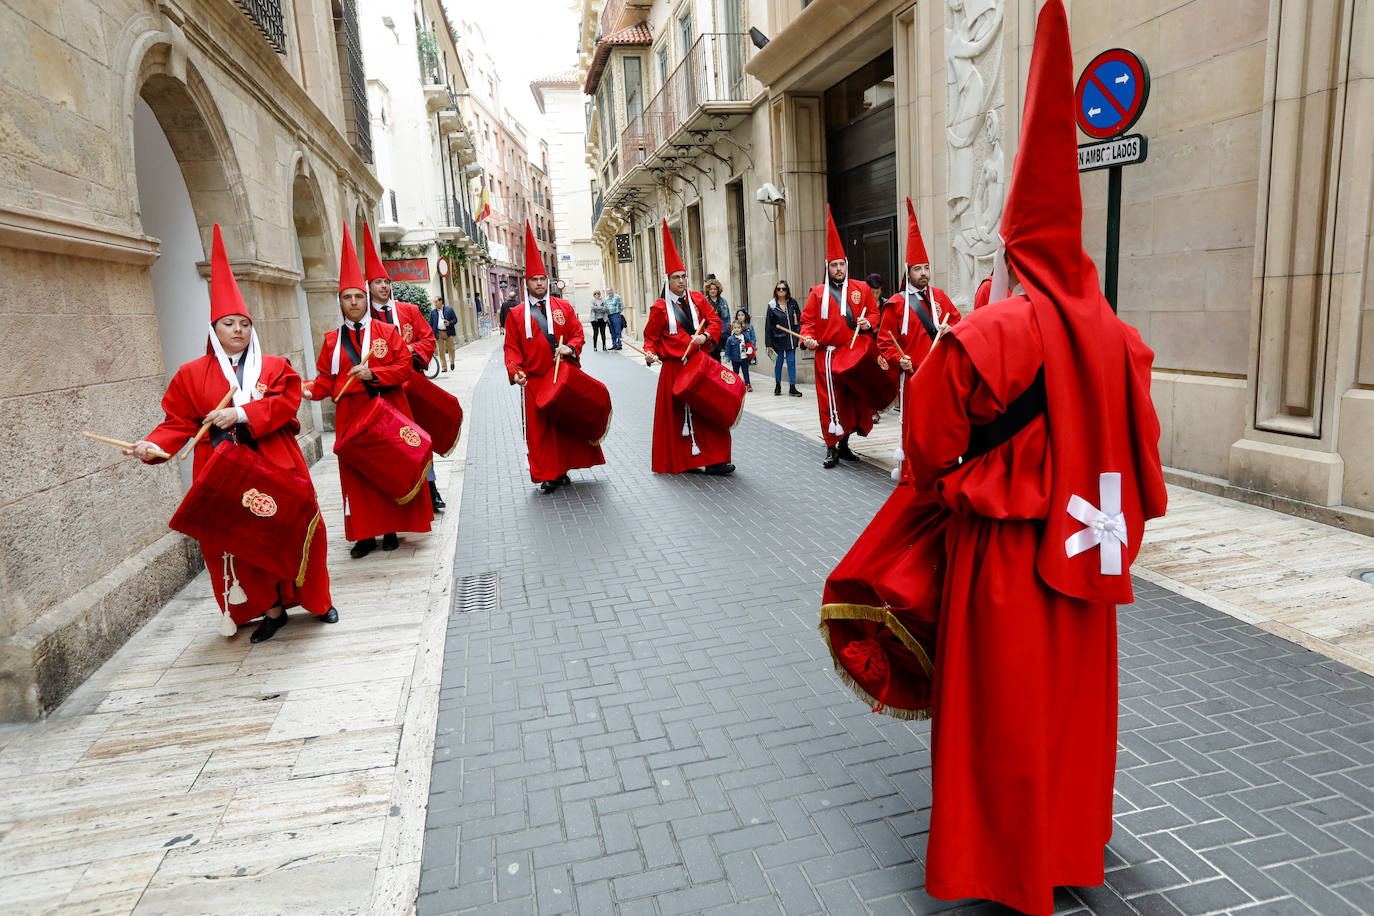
[477,184,491,222]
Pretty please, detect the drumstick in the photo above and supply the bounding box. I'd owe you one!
[82,432,171,460]
[887,330,907,361]
[180,387,237,460]
[553,336,565,383]
[682,320,707,364]
[334,355,370,403]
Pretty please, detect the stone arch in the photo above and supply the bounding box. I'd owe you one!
[291,158,340,430]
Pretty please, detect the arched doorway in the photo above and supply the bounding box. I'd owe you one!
[292,167,337,431]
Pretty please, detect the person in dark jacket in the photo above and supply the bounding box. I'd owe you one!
[429,296,460,370]
[704,276,732,362]
[764,280,804,397]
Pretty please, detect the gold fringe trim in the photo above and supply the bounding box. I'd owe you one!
[591,407,613,446]
[395,457,433,505]
[820,602,935,678]
[295,510,322,586]
[817,613,933,721]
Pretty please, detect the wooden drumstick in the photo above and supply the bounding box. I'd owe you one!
[887,330,907,361]
[180,387,237,460]
[553,336,565,383]
[334,355,370,403]
[682,319,708,364]
[82,432,171,460]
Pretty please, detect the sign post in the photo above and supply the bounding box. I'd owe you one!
[1075,48,1150,312]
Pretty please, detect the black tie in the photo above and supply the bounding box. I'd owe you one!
[380,306,393,323]
[351,322,364,353]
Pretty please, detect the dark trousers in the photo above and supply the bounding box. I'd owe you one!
[608,313,624,346]
[731,359,751,385]
[591,319,608,349]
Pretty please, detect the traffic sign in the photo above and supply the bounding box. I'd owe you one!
[437,257,450,278]
[1075,49,1149,139]
[1077,134,1148,173]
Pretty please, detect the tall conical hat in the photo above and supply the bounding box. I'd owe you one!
[903,198,929,267]
[524,221,546,278]
[209,224,251,323]
[661,219,685,276]
[338,222,366,295]
[362,223,389,284]
[824,205,846,263]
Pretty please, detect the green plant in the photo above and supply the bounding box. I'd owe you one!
[381,243,426,260]
[392,280,433,318]
[438,241,466,269]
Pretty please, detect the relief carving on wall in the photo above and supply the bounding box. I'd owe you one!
[945,0,1004,305]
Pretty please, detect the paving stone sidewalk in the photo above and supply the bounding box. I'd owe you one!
[421,348,1374,915]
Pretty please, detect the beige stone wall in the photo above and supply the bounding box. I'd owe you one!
[0,0,380,719]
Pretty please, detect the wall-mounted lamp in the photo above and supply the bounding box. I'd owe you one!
[749,27,769,50]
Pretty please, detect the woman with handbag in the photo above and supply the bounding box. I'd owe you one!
[764,281,804,397]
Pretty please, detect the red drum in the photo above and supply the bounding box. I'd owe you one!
[534,363,613,444]
[672,349,746,429]
[404,374,464,456]
[830,335,899,410]
[169,442,322,585]
[333,398,433,504]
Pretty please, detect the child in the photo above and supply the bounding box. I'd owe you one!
[725,321,753,392]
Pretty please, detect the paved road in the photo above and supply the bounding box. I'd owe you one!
[419,347,1374,915]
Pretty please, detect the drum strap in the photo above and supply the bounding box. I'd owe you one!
[827,284,856,330]
[670,296,695,335]
[961,366,1047,463]
[527,302,559,355]
[339,326,381,398]
[906,290,938,341]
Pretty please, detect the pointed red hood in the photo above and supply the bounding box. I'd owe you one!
[338,222,366,295]
[1000,0,1166,603]
[362,223,389,284]
[824,206,845,263]
[903,198,929,267]
[209,223,251,323]
[661,219,685,276]
[524,221,547,278]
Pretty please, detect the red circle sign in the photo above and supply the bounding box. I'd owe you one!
[437,257,450,278]
[1074,48,1150,140]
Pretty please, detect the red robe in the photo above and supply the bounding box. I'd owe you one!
[643,290,728,473]
[372,299,436,368]
[502,298,605,481]
[308,321,434,541]
[905,296,1160,915]
[879,286,961,484]
[144,353,333,624]
[801,279,879,445]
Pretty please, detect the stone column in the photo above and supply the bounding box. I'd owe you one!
[770,92,827,300]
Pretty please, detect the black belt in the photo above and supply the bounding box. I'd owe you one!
[960,367,1046,463]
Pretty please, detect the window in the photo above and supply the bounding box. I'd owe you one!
[624,57,643,123]
[596,89,608,156]
[604,68,618,139]
[678,10,693,57]
[657,46,669,91]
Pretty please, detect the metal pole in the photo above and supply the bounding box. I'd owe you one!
[1105,165,1121,312]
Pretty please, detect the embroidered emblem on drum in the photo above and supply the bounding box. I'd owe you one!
[552,310,566,326]
[877,355,890,371]
[241,488,278,518]
[371,339,388,358]
[849,289,862,305]
[398,425,422,448]
[403,324,414,343]
[255,380,268,394]
[721,370,737,385]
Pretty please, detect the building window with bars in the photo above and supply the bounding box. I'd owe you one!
[232,0,287,53]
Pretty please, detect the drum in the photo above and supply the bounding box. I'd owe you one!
[671,349,746,429]
[333,397,433,504]
[404,374,464,457]
[169,442,322,585]
[830,335,899,410]
[533,363,613,443]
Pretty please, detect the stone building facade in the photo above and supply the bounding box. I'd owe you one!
[0,0,381,719]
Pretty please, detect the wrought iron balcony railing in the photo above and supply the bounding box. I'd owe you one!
[232,0,286,54]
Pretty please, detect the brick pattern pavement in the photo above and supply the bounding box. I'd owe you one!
[420,349,1374,915]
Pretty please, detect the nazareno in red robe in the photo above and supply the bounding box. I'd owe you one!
[144,353,333,625]
[502,298,605,482]
[308,320,434,541]
[801,279,879,445]
[372,298,436,368]
[878,285,961,483]
[903,295,1165,915]
[642,289,728,473]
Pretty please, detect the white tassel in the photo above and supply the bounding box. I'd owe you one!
[891,446,906,481]
[691,441,701,456]
[223,553,247,605]
[682,416,691,436]
[219,611,238,637]
[828,419,844,436]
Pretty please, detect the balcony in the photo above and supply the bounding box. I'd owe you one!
[232,0,286,54]
[599,0,653,38]
[438,99,462,133]
[379,190,404,242]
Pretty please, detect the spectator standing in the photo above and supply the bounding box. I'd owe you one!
[764,280,804,397]
[429,295,459,371]
[589,290,609,350]
[604,286,625,349]
[865,272,885,305]
[498,292,518,335]
[704,277,732,362]
[724,321,754,391]
[733,308,757,367]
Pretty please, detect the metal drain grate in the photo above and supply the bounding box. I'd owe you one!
[452,572,499,614]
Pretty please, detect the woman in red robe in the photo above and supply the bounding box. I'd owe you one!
[642,220,732,475]
[306,223,433,558]
[129,224,336,643]
[504,221,604,492]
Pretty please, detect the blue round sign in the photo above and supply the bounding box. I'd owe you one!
[1074,49,1149,140]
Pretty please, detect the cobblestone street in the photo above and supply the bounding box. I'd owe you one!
[419,348,1374,915]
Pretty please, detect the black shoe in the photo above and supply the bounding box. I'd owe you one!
[429,481,446,513]
[382,532,399,551]
[789,386,803,397]
[823,446,840,469]
[837,437,860,461]
[320,607,339,623]
[539,480,559,493]
[557,474,571,486]
[250,610,288,643]
[774,383,782,396]
[703,462,735,476]
[350,538,377,559]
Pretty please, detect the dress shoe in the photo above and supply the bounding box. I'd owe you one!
[745,384,753,392]
[382,532,399,551]
[557,474,571,486]
[250,611,289,643]
[774,383,782,396]
[823,446,840,469]
[789,386,804,397]
[539,479,559,493]
[429,481,446,513]
[350,537,377,559]
[703,462,735,476]
[320,607,339,623]
[837,437,860,462]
